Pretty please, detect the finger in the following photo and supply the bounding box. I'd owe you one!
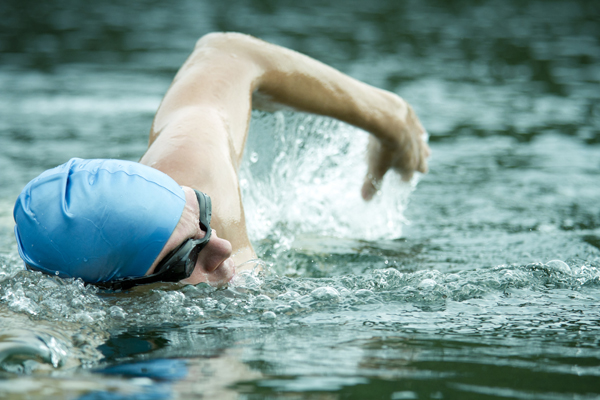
[416,152,428,174]
[362,168,388,200]
[362,137,392,200]
[400,170,414,182]
[363,163,389,199]
[417,141,430,173]
[361,176,378,201]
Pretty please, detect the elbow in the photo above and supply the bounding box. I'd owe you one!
[194,32,255,51]
[191,32,266,84]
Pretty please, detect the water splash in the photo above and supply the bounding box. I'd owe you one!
[240,111,418,252]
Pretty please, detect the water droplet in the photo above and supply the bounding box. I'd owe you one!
[250,152,259,163]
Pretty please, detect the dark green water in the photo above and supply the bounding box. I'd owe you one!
[1,0,599,399]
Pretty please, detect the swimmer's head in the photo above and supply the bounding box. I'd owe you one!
[13,158,186,283]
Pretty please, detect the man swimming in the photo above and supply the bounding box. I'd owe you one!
[13,32,430,290]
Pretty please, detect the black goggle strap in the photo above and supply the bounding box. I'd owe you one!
[194,189,212,237]
[93,240,193,291]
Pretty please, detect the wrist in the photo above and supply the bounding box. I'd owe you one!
[366,89,407,145]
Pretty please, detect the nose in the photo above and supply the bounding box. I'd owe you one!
[211,231,233,258]
[198,230,233,272]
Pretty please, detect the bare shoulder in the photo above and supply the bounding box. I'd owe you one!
[150,33,264,157]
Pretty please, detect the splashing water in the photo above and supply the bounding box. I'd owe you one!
[240,111,417,249]
[3,244,600,371]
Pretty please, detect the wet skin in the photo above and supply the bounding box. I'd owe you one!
[146,186,235,287]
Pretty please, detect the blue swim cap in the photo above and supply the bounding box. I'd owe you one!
[13,158,186,283]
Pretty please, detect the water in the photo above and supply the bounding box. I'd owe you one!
[1,0,600,398]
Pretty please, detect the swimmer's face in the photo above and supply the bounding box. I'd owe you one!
[146,186,235,286]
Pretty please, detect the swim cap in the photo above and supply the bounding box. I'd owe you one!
[13,158,186,283]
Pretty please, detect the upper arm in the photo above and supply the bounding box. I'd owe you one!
[149,33,264,159]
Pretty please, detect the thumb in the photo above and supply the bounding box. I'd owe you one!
[361,174,380,201]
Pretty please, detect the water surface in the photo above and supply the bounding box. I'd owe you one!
[1,0,599,399]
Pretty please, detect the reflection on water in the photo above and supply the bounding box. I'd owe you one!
[1,0,600,399]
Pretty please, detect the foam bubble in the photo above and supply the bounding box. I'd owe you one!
[261,311,277,322]
[311,287,340,301]
[546,260,571,275]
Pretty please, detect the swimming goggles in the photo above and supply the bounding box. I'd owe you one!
[95,189,212,291]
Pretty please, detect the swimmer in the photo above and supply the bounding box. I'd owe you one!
[13,33,429,290]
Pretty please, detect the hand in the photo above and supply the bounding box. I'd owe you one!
[361,101,430,201]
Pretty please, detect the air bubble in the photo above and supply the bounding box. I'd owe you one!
[255,294,272,303]
[311,286,340,301]
[109,306,127,319]
[183,306,204,318]
[275,305,292,314]
[546,260,571,275]
[289,300,302,309]
[277,291,299,301]
[261,311,277,321]
[418,279,436,291]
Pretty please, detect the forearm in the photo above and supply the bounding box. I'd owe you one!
[200,33,408,143]
[252,44,405,142]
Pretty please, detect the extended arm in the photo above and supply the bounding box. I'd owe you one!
[149,32,429,195]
